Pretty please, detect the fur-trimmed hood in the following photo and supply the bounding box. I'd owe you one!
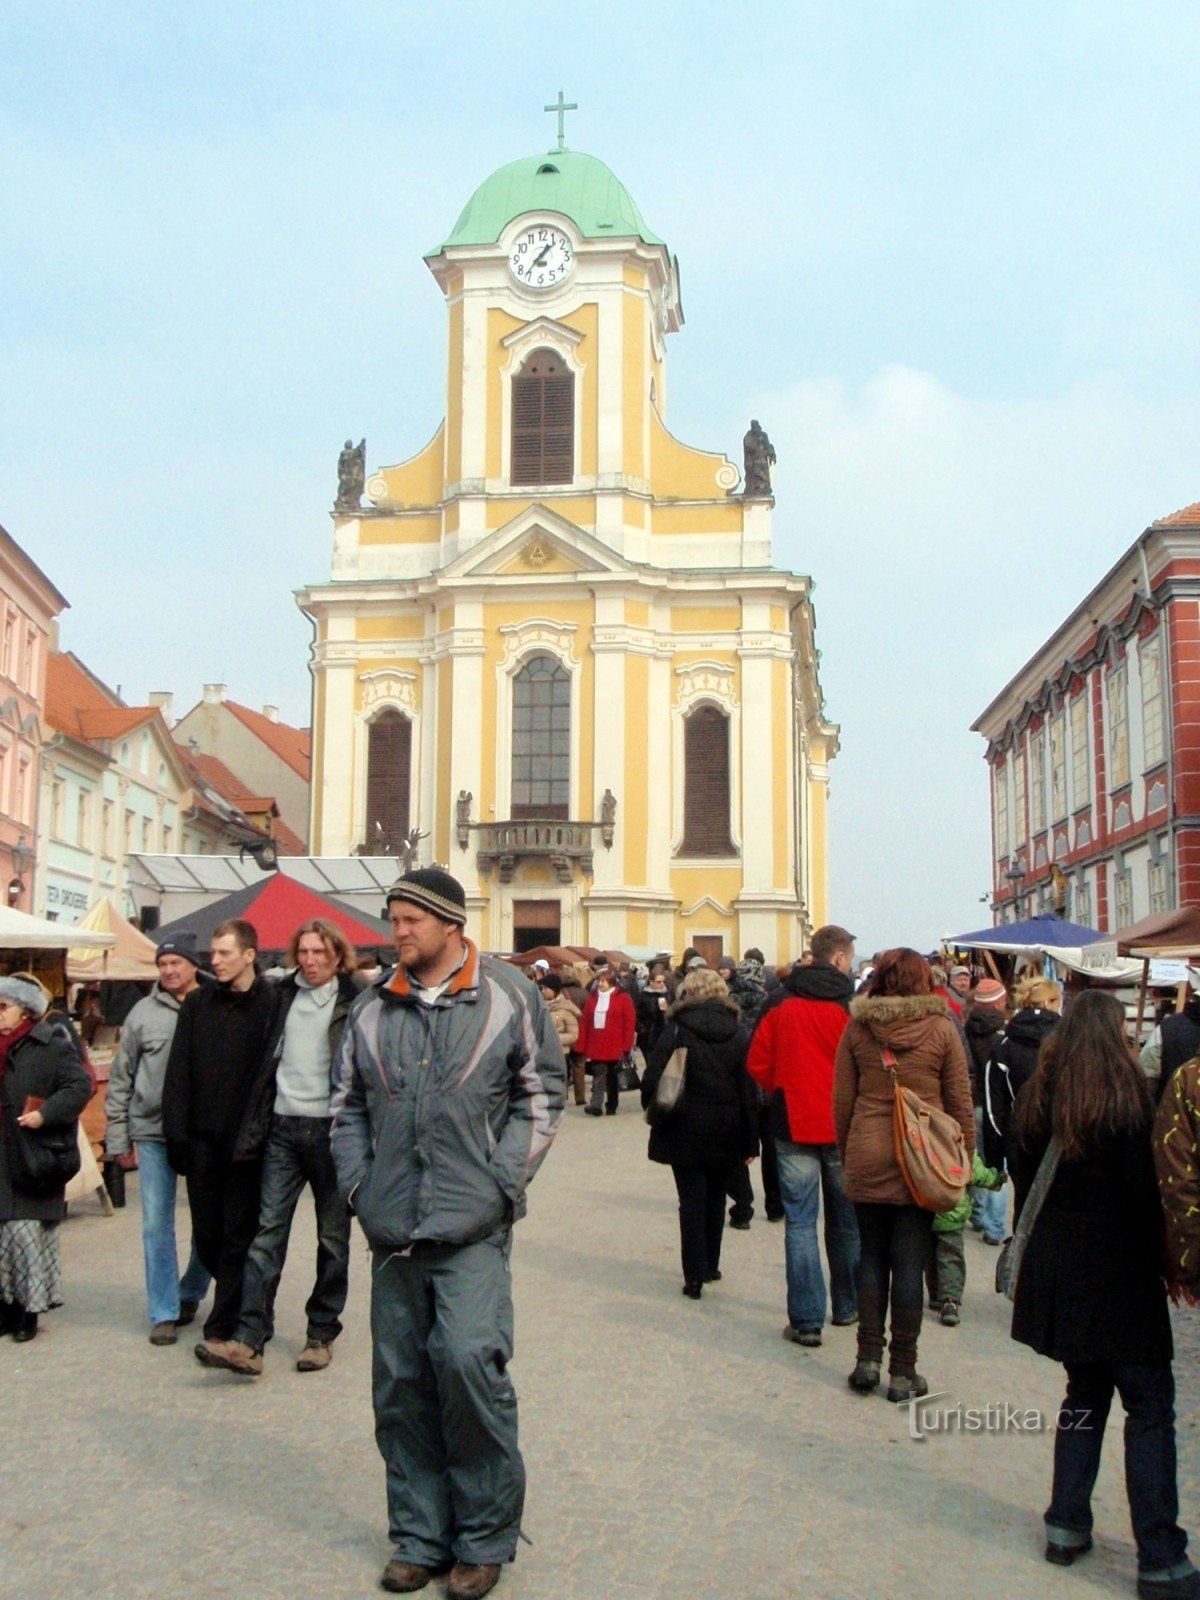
[850,992,951,1050]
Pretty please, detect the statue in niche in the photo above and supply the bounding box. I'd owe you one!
[335,438,366,512]
[742,419,777,498]
[456,791,473,850]
[599,787,617,849]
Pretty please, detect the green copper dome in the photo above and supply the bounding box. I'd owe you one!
[431,149,663,253]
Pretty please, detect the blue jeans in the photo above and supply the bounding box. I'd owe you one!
[971,1185,1007,1240]
[135,1139,210,1326]
[235,1115,351,1353]
[1048,1361,1191,1576]
[775,1139,860,1330]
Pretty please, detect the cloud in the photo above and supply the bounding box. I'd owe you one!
[761,365,1200,952]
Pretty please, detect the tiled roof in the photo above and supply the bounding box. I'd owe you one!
[44,650,120,738]
[271,817,306,856]
[1153,501,1200,528]
[183,749,266,806]
[224,701,311,780]
[76,706,158,741]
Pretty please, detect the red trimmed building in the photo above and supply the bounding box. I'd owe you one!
[974,502,1200,930]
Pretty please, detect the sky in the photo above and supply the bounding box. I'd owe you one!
[3,1,1200,955]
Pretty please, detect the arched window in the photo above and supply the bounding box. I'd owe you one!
[512,655,570,819]
[366,709,412,851]
[511,348,573,487]
[680,704,735,856]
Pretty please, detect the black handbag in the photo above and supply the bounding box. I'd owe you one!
[6,1119,82,1196]
[615,1053,641,1092]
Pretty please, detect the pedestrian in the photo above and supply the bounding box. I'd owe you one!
[104,936,212,1344]
[0,974,92,1342]
[222,918,361,1378]
[1140,974,1200,1099]
[981,978,1062,1218]
[162,918,276,1368]
[331,866,564,1600]
[925,1150,1004,1326]
[578,966,636,1117]
[748,923,859,1347]
[538,972,580,1067]
[1010,990,1199,1597]
[560,964,590,1106]
[1154,1052,1200,1304]
[640,967,759,1299]
[964,975,1009,1242]
[636,967,671,1061]
[833,947,975,1402]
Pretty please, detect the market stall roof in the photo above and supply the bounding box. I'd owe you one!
[153,873,394,953]
[505,945,633,968]
[0,904,115,951]
[68,898,160,982]
[946,914,1105,953]
[1106,906,1200,959]
[129,853,400,898]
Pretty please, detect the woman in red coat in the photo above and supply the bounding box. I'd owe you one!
[578,969,636,1117]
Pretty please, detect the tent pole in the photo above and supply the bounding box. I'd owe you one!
[1135,960,1150,1038]
[1175,981,1188,1015]
[982,949,1003,983]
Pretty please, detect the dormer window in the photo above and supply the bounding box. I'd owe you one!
[511,348,573,487]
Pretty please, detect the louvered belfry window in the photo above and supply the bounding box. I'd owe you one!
[366,708,412,851]
[681,704,736,856]
[512,654,570,819]
[511,348,574,487]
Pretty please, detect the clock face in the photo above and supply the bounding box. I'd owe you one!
[508,225,573,289]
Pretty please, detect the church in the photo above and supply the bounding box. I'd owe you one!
[298,116,838,961]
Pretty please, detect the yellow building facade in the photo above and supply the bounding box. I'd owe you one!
[298,146,838,961]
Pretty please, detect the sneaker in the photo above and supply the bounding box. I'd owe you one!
[297,1338,333,1372]
[1045,1538,1093,1567]
[848,1359,881,1392]
[224,1341,263,1377]
[940,1301,961,1327]
[193,1338,235,1368]
[886,1373,930,1404]
[149,1322,178,1346]
[782,1325,822,1347]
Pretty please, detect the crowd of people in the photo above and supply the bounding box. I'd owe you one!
[2,882,1200,1600]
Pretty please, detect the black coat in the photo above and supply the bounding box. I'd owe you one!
[0,1020,93,1222]
[640,999,759,1169]
[964,1006,1005,1104]
[636,987,670,1057]
[1010,1114,1172,1367]
[1159,996,1200,1097]
[982,1007,1060,1169]
[231,971,359,1161]
[162,976,277,1167]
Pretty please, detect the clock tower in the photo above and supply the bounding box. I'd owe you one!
[300,130,838,962]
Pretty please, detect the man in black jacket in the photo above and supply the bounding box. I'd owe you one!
[163,918,275,1366]
[1139,983,1200,1100]
[223,920,361,1378]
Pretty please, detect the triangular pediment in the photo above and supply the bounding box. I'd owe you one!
[440,505,636,581]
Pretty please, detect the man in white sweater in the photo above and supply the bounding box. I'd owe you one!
[224,919,363,1376]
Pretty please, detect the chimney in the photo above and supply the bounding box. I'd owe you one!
[48,619,60,652]
[202,682,227,705]
[148,691,174,724]
[262,704,280,723]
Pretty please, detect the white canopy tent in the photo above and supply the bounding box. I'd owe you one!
[0,904,115,950]
[128,854,400,927]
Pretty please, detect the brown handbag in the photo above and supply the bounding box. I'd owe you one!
[882,1046,969,1212]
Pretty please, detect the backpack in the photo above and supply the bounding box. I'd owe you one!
[882,1046,969,1212]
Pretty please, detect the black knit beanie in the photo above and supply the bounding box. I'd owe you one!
[385,866,468,926]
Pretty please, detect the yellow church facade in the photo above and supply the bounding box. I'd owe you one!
[298,143,838,961]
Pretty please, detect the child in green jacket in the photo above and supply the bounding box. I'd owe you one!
[925,1152,1004,1326]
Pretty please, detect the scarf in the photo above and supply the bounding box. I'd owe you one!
[594,989,612,1027]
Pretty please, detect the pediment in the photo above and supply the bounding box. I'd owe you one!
[440,505,635,580]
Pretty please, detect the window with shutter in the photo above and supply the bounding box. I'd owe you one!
[366,709,412,851]
[680,704,736,856]
[511,348,574,487]
[511,654,570,819]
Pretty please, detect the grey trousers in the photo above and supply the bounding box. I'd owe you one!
[371,1234,525,1567]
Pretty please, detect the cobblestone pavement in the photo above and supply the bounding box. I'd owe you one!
[2,1105,1197,1600]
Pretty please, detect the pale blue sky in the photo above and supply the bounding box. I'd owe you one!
[3,1,1199,952]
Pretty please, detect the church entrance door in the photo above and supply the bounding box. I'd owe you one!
[512,899,561,953]
[693,935,724,968]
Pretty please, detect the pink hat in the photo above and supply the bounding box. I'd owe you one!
[974,978,1007,1007]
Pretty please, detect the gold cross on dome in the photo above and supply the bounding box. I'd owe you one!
[544,90,578,152]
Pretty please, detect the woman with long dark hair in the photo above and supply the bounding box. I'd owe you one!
[833,948,975,1402]
[1011,989,1198,1597]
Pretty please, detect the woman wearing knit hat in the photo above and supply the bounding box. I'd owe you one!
[965,977,1009,1243]
[0,973,92,1341]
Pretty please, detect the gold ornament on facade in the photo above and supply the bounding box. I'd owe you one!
[522,536,551,568]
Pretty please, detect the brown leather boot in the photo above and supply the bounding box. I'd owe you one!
[446,1565,501,1600]
[570,1057,586,1105]
[380,1560,438,1593]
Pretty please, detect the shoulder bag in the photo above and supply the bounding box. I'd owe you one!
[6,1111,82,1197]
[995,1137,1061,1300]
[882,1045,970,1213]
[645,1040,688,1127]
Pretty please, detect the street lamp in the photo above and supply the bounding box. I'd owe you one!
[1005,863,1027,921]
[7,835,33,906]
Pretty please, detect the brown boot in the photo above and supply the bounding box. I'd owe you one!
[193,1338,235,1368]
[225,1341,263,1376]
[380,1560,438,1593]
[570,1057,586,1105]
[296,1338,333,1372]
[446,1564,501,1600]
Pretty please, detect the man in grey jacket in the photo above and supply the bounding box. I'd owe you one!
[105,937,211,1344]
[331,867,564,1600]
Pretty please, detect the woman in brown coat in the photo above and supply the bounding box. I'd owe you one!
[833,948,975,1402]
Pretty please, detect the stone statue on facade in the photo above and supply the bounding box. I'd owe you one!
[335,438,366,512]
[399,825,429,873]
[742,419,777,498]
[600,787,617,849]
[456,790,473,851]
